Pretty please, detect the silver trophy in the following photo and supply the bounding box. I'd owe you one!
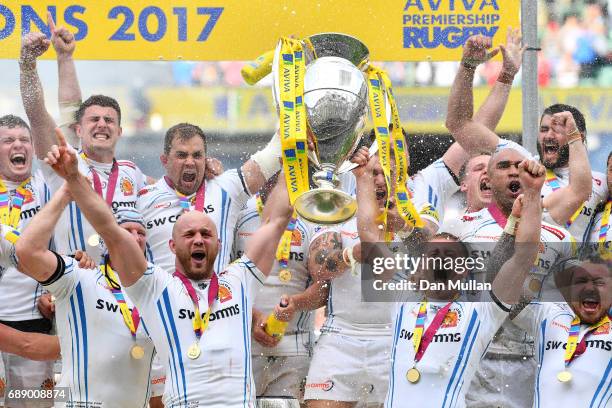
[272,33,370,224]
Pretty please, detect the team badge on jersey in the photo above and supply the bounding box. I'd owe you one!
[291,228,303,246]
[594,322,610,335]
[21,184,35,204]
[120,177,134,196]
[441,311,459,328]
[218,283,232,303]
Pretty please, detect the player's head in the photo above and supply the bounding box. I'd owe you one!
[561,255,611,325]
[538,104,586,169]
[170,211,219,280]
[415,233,469,300]
[75,95,123,158]
[459,153,491,212]
[115,208,147,253]
[161,123,207,196]
[487,148,527,215]
[0,115,33,182]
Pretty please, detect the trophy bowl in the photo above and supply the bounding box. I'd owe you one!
[293,56,368,224]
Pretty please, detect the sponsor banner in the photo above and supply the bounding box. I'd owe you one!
[0,0,518,61]
[144,86,612,134]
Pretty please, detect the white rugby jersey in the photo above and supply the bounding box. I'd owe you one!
[385,301,508,408]
[124,255,264,408]
[314,217,393,337]
[541,168,608,242]
[42,156,146,264]
[441,206,575,296]
[412,158,460,228]
[233,197,314,356]
[513,302,612,408]
[137,170,249,275]
[0,170,50,321]
[43,256,155,408]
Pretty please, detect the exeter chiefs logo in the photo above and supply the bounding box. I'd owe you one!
[218,283,232,303]
[21,185,34,204]
[291,228,303,246]
[594,322,610,335]
[120,177,134,196]
[441,311,459,328]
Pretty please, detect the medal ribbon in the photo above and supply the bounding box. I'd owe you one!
[254,192,265,217]
[275,210,298,271]
[378,70,423,230]
[412,301,453,362]
[80,153,119,206]
[563,314,610,368]
[0,177,30,243]
[279,38,309,205]
[598,199,611,259]
[164,176,206,212]
[101,260,140,338]
[545,169,583,228]
[173,270,219,342]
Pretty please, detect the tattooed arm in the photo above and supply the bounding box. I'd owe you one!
[308,231,347,282]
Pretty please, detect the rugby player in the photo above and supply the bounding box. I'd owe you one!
[446,34,605,242]
[0,115,53,408]
[15,179,156,407]
[19,31,147,265]
[588,152,611,249]
[352,151,545,408]
[233,176,329,401]
[511,253,611,408]
[43,128,293,406]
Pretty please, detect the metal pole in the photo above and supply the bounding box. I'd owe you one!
[521,0,538,155]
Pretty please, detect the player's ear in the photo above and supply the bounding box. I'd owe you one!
[160,154,168,167]
[169,239,176,254]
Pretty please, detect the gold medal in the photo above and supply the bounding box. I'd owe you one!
[278,269,292,283]
[130,344,145,360]
[406,367,420,383]
[529,278,542,293]
[87,234,100,247]
[557,370,572,382]
[187,342,201,360]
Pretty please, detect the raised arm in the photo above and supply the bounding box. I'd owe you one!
[48,13,81,147]
[19,32,58,159]
[240,130,282,195]
[15,183,71,282]
[245,172,293,276]
[541,112,592,224]
[44,129,147,286]
[0,323,60,361]
[443,29,525,175]
[491,160,545,304]
[445,35,502,155]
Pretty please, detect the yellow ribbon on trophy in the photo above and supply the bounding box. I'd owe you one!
[379,70,423,230]
[279,37,309,205]
[366,66,422,239]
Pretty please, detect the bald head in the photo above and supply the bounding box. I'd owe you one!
[170,211,219,279]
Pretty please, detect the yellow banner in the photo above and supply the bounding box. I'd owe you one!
[144,87,612,134]
[0,0,519,61]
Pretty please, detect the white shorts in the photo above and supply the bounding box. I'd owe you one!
[465,357,537,408]
[150,353,166,398]
[253,355,310,401]
[304,333,391,404]
[1,352,54,408]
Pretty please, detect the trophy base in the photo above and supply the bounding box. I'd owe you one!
[294,188,356,225]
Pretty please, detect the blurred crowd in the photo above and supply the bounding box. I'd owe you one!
[172,0,612,88]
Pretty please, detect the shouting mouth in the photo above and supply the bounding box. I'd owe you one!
[10,153,26,167]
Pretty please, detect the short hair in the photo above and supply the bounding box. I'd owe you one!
[541,104,587,136]
[75,95,122,126]
[164,123,207,155]
[0,115,30,132]
[458,152,492,182]
[430,232,469,257]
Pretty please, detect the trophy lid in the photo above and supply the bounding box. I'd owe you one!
[306,33,370,68]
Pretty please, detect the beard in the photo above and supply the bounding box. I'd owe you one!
[537,142,570,169]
